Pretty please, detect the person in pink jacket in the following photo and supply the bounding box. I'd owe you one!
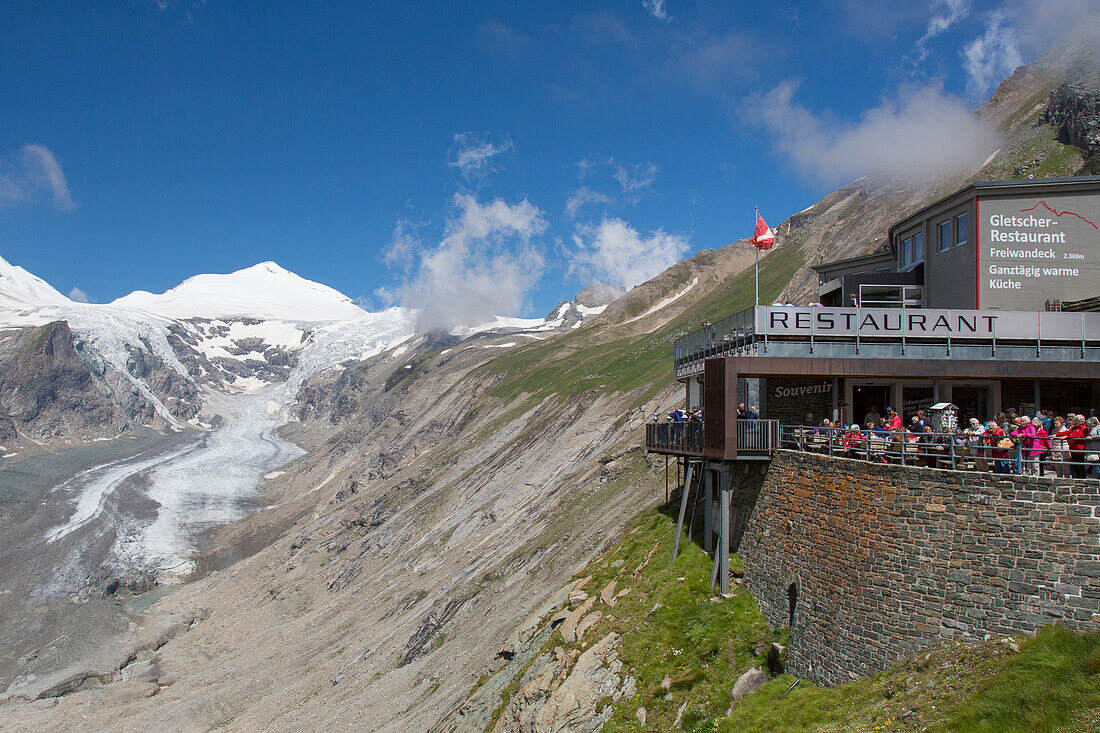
[1026,416,1050,476]
[1011,419,1038,475]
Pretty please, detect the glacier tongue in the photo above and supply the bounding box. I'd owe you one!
[3,253,611,583]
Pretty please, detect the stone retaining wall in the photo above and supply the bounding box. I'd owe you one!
[737,450,1100,686]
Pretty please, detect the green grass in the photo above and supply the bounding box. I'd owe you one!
[505,507,781,733]
[719,625,1100,732]
[456,481,1100,733]
[946,626,1100,732]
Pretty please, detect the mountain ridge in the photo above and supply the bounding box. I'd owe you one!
[0,22,1098,731]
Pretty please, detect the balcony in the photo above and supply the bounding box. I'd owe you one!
[645,420,780,459]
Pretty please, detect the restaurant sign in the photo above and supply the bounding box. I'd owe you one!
[978,193,1099,310]
[755,307,1097,341]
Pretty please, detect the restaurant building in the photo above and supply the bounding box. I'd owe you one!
[651,176,1100,462]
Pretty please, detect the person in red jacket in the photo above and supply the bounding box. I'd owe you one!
[886,407,902,430]
[1066,415,1091,479]
[842,424,864,459]
[985,421,1010,474]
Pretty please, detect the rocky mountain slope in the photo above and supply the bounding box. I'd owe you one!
[1,20,1098,733]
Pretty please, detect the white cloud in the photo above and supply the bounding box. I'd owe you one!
[568,157,658,213]
[962,10,1024,96]
[393,194,547,330]
[613,160,657,195]
[917,0,972,57]
[643,0,669,21]
[565,186,614,219]
[956,1,1100,98]
[750,80,999,185]
[372,286,396,308]
[448,133,514,180]
[570,218,690,289]
[67,287,91,303]
[0,144,76,211]
[384,218,422,273]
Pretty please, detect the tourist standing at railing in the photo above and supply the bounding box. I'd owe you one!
[964,418,988,472]
[1011,418,1037,475]
[1050,417,1071,478]
[1066,416,1090,479]
[1020,418,1049,476]
[985,421,1012,474]
[1088,417,1100,479]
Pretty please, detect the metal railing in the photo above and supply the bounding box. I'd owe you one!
[736,419,780,451]
[673,307,758,377]
[644,419,781,456]
[646,422,704,455]
[778,424,1100,478]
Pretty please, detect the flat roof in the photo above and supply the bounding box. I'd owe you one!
[889,175,1100,240]
[810,249,894,274]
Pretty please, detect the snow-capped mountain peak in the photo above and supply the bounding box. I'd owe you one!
[0,254,72,309]
[110,260,369,322]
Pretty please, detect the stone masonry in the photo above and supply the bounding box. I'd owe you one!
[737,450,1100,686]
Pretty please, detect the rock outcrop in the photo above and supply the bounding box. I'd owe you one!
[1040,82,1100,172]
[0,322,129,442]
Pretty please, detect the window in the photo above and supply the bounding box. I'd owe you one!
[938,220,951,252]
[913,233,923,262]
[955,212,968,246]
[900,237,912,266]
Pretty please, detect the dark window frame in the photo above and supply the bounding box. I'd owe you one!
[954,212,968,247]
[937,219,952,253]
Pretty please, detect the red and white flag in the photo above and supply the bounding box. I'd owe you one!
[749,214,775,250]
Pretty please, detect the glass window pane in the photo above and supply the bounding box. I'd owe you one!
[913,233,923,261]
[938,221,951,252]
[955,212,968,245]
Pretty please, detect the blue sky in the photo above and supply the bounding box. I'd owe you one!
[0,0,1092,324]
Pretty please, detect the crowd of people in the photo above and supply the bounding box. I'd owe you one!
[656,402,760,424]
[651,400,1100,480]
[810,406,1100,479]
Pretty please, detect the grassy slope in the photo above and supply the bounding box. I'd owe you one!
[449,52,1095,732]
[482,239,807,407]
[534,502,1100,733]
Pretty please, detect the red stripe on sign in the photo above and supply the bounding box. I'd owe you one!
[975,197,981,309]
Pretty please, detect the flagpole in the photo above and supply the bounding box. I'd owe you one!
[754,206,759,307]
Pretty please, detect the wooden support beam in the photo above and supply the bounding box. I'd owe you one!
[671,461,695,561]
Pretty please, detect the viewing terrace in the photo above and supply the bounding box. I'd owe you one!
[674,305,1100,378]
[646,422,1100,478]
